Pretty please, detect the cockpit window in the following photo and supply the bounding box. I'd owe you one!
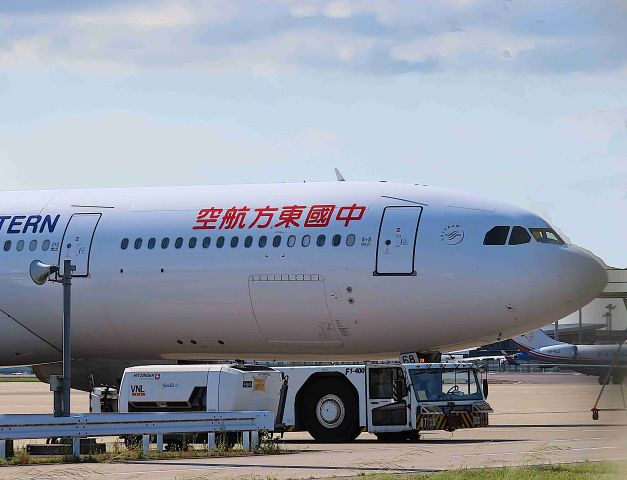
[509,226,531,245]
[529,228,564,245]
[483,226,510,245]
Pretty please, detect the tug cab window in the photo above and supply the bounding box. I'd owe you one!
[409,368,482,402]
[529,228,564,245]
[509,226,531,245]
[483,226,510,245]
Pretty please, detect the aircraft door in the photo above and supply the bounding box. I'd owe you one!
[58,213,102,276]
[375,206,423,275]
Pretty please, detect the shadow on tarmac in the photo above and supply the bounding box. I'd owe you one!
[489,423,627,428]
[279,438,526,445]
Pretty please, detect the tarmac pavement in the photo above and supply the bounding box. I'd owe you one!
[0,372,625,479]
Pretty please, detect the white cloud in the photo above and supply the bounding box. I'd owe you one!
[390,30,541,66]
[288,2,320,18]
[0,0,625,75]
[324,1,352,19]
[74,4,196,29]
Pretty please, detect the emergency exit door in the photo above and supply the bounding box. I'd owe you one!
[375,206,422,276]
[58,213,102,276]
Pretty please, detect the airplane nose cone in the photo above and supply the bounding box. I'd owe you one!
[557,246,608,307]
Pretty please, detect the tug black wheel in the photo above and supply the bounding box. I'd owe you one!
[303,378,359,443]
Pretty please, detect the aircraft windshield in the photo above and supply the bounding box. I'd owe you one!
[529,228,564,245]
[408,368,483,402]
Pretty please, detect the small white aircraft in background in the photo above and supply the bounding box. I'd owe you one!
[441,350,508,366]
[0,180,607,390]
[512,328,626,384]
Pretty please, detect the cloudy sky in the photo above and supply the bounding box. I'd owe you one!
[0,0,625,266]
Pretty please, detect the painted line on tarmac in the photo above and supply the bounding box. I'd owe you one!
[552,437,607,442]
[457,445,622,457]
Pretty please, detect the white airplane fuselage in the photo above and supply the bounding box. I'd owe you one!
[0,182,608,369]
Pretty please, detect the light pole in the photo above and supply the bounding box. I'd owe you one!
[30,259,76,417]
[603,304,616,332]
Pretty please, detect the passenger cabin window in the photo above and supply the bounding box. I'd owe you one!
[346,234,355,246]
[302,235,311,247]
[16,240,24,252]
[529,228,564,245]
[509,226,531,245]
[134,238,142,250]
[332,234,341,247]
[317,234,326,247]
[29,240,37,251]
[244,236,253,248]
[121,238,129,250]
[161,238,170,249]
[3,240,10,252]
[272,235,281,247]
[216,236,225,248]
[230,236,238,248]
[188,237,197,249]
[147,238,156,249]
[42,240,50,251]
[259,236,267,248]
[287,235,296,247]
[175,237,183,249]
[483,226,510,245]
[202,237,211,248]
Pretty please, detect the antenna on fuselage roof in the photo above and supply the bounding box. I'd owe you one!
[334,168,346,182]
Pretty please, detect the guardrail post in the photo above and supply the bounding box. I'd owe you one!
[142,435,150,456]
[207,432,216,452]
[0,440,6,460]
[251,431,259,451]
[242,431,250,451]
[72,437,80,458]
[156,434,164,453]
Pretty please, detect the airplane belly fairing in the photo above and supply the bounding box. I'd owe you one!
[0,308,60,365]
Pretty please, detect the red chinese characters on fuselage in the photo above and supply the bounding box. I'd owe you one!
[193,204,366,230]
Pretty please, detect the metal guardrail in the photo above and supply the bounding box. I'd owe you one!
[0,410,274,458]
